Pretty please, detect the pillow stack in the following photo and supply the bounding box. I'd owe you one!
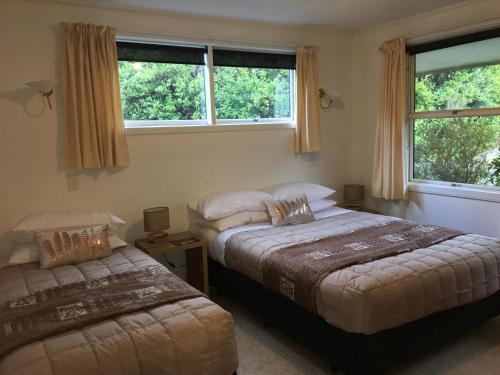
[189,190,272,232]
[9,210,128,269]
[189,182,336,230]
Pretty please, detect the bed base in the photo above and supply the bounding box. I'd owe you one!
[209,258,500,374]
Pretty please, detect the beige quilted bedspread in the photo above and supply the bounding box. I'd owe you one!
[0,246,238,375]
[225,212,500,334]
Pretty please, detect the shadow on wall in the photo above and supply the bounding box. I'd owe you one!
[63,166,128,193]
[299,152,319,163]
[408,191,423,210]
[0,231,17,257]
[54,23,66,174]
[0,87,46,117]
[125,219,145,244]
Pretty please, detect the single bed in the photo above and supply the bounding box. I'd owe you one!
[0,245,238,375]
[192,207,500,373]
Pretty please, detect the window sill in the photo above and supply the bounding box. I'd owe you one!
[408,182,500,204]
[126,122,295,135]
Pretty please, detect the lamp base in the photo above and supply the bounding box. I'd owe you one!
[146,231,169,243]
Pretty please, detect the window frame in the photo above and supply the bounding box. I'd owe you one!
[407,33,500,195]
[116,38,297,130]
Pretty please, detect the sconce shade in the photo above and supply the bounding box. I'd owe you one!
[26,80,56,94]
[143,207,170,233]
[344,184,364,203]
[26,80,57,110]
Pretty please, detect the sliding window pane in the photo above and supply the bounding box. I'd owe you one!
[413,116,500,186]
[214,67,291,121]
[415,37,500,112]
[118,61,206,121]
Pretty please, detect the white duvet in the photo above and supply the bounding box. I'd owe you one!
[193,209,500,334]
[0,247,238,375]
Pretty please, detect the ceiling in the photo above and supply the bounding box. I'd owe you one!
[55,0,468,30]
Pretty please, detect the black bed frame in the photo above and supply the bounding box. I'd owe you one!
[209,258,500,374]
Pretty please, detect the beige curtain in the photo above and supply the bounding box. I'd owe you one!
[372,37,406,200]
[63,23,129,169]
[295,46,320,153]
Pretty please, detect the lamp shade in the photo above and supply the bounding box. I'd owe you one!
[344,184,364,202]
[26,79,56,94]
[143,207,169,233]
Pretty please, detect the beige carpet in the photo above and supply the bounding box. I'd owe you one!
[215,296,500,374]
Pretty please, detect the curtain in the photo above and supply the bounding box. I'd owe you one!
[371,37,406,200]
[295,46,320,153]
[63,23,129,169]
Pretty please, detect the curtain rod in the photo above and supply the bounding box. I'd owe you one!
[115,28,298,53]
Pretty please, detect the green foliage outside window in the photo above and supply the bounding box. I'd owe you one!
[414,64,500,186]
[214,66,291,120]
[118,61,292,122]
[118,61,207,121]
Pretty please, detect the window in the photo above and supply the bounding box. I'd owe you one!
[117,41,296,127]
[408,30,500,189]
[117,42,208,125]
[212,49,295,122]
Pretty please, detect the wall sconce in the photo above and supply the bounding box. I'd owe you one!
[26,80,56,110]
[318,88,343,110]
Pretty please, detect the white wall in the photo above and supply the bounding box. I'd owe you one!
[0,0,353,262]
[350,0,500,236]
[3,0,500,265]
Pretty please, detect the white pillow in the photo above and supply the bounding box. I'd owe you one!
[8,243,40,265]
[12,210,125,243]
[108,234,128,250]
[309,199,337,213]
[262,182,335,202]
[188,190,272,220]
[192,210,270,232]
[8,234,128,266]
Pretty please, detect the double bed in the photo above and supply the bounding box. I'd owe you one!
[192,207,500,373]
[0,245,239,375]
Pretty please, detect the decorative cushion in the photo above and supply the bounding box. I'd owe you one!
[188,190,272,220]
[264,196,315,226]
[9,234,127,267]
[37,224,112,269]
[262,182,335,202]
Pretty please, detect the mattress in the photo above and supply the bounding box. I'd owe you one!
[0,246,238,375]
[194,209,500,334]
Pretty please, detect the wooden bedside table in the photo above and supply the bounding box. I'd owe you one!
[135,232,209,295]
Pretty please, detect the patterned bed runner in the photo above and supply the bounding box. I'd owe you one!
[260,220,463,313]
[0,266,203,357]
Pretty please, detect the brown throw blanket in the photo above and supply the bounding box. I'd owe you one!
[261,220,464,313]
[0,266,203,357]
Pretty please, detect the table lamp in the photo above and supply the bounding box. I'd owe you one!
[144,207,170,243]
